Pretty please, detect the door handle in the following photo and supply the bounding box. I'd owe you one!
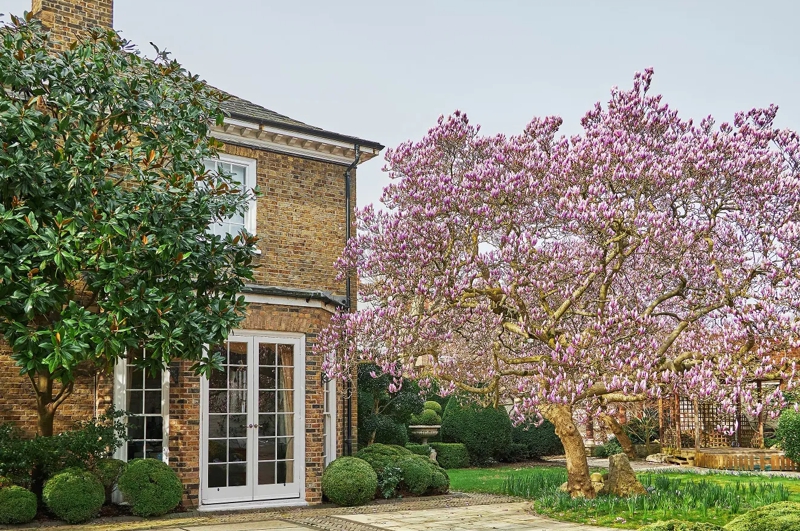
[248,424,261,429]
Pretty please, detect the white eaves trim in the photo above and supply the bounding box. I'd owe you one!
[212,118,380,166]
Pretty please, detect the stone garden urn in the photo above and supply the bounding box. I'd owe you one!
[408,425,441,445]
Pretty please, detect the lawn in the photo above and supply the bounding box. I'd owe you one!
[448,465,800,529]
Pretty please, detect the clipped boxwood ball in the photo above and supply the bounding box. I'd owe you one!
[43,468,105,524]
[724,501,800,531]
[322,457,377,506]
[0,485,38,524]
[397,456,433,495]
[118,459,183,517]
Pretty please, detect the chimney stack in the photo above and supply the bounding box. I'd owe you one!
[31,0,114,51]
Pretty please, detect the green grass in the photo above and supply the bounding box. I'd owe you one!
[448,465,800,529]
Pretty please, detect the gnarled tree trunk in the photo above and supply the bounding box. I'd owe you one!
[543,404,595,498]
[600,412,637,460]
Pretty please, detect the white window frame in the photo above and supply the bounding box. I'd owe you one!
[322,379,337,467]
[113,355,170,464]
[205,153,258,237]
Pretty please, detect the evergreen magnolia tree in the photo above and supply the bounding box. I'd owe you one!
[0,15,257,435]
[319,69,800,497]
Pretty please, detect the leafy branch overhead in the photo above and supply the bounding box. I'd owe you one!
[0,14,257,434]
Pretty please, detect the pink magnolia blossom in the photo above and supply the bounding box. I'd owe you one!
[318,70,800,472]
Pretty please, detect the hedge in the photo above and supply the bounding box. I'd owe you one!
[118,459,183,517]
[776,409,800,462]
[0,485,37,524]
[430,443,470,469]
[322,457,377,507]
[511,420,564,458]
[724,501,800,531]
[355,443,449,497]
[405,443,432,456]
[361,414,409,447]
[43,468,105,524]
[440,400,512,465]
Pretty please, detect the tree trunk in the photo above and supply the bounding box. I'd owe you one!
[37,404,55,437]
[544,405,595,498]
[600,412,637,460]
[29,371,73,437]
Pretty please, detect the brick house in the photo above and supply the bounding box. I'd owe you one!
[0,0,383,510]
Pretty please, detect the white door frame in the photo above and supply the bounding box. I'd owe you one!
[199,330,306,506]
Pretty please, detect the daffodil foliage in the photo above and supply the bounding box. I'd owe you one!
[319,69,800,496]
[0,16,256,435]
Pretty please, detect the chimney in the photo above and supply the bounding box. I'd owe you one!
[31,0,114,51]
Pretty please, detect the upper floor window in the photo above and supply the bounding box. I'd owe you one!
[204,154,257,238]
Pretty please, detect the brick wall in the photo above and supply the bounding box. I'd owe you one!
[31,0,113,51]
[220,143,356,303]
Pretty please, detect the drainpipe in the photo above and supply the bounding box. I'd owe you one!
[343,145,360,456]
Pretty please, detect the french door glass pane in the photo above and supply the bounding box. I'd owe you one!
[205,341,249,489]
[258,342,294,485]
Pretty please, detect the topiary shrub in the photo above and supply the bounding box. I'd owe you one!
[362,414,409,447]
[639,521,723,531]
[429,443,470,469]
[355,443,413,474]
[430,467,450,494]
[440,400,512,465]
[724,501,800,531]
[409,409,442,426]
[397,456,433,495]
[0,485,38,524]
[321,457,377,506]
[93,458,126,504]
[423,401,443,415]
[118,459,182,517]
[512,420,564,457]
[43,468,105,524]
[776,409,800,462]
[405,443,432,456]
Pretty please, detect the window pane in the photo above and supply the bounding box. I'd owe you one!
[229,439,247,462]
[127,391,143,414]
[277,460,293,484]
[144,391,161,414]
[128,417,144,439]
[228,463,246,487]
[209,390,227,413]
[209,440,227,463]
[258,462,275,485]
[209,415,227,438]
[208,464,226,488]
[146,416,163,439]
[128,441,144,460]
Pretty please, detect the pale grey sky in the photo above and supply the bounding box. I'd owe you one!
[2,0,798,209]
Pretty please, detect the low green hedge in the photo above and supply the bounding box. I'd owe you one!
[397,456,433,495]
[639,521,723,531]
[724,501,800,531]
[511,420,563,458]
[118,459,183,517]
[355,443,449,497]
[430,443,470,469]
[440,400,512,465]
[405,443,431,456]
[43,468,105,524]
[322,457,377,507]
[0,485,38,524]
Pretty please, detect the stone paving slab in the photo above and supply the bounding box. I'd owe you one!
[338,503,616,531]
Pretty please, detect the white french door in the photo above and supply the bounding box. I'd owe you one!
[201,334,304,505]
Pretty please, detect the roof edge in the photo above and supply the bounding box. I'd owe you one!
[241,284,346,308]
[225,111,384,152]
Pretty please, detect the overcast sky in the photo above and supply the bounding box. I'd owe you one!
[2,0,799,210]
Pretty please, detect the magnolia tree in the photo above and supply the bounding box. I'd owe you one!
[318,70,800,497]
[0,16,256,436]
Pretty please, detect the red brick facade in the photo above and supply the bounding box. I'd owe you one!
[0,0,372,509]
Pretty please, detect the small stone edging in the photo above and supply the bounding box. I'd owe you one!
[0,492,518,531]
